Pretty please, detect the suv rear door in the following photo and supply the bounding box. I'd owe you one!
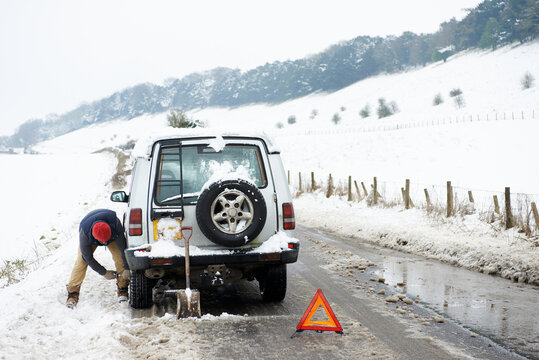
[148,137,278,249]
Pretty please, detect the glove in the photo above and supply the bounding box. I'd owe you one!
[103,270,116,280]
[120,269,130,279]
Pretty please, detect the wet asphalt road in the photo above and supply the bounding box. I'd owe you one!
[133,226,535,359]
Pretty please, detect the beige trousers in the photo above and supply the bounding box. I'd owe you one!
[67,241,128,292]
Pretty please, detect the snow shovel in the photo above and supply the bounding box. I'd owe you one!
[176,226,201,318]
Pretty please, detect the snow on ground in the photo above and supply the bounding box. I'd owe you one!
[0,41,538,358]
[0,153,233,360]
[0,153,117,268]
[294,192,538,285]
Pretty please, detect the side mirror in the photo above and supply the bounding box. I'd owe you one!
[110,191,129,203]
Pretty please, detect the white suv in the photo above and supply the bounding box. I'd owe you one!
[111,132,298,309]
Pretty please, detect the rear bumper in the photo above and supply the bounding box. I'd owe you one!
[125,243,299,271]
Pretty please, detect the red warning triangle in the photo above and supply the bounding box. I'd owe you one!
[296,289,343,333]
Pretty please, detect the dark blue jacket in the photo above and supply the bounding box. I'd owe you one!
[79,209,129,275]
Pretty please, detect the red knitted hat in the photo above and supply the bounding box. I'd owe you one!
[92,222,111,243]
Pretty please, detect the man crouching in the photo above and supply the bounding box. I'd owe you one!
[66,209,130,308]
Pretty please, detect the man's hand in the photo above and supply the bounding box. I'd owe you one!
[103,270,116,280]
[121,269,130,279]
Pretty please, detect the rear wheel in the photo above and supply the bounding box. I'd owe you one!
[259,264,287,302]
[129,270,153,309]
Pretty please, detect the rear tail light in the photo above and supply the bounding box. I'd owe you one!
[129,208,143,236]
[282,203,295,230]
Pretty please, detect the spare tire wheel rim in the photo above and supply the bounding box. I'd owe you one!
[210,189,254,234]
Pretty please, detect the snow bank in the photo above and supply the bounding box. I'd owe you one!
[294,192,539,285]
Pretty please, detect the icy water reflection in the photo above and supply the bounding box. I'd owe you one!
[363,243,539,359]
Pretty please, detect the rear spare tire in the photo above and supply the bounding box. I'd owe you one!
[196,179,267,247]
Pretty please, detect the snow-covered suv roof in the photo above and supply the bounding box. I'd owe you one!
[132,129,280,158]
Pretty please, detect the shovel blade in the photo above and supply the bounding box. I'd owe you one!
[176,290,201,318]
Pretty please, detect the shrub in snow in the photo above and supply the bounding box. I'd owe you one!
[449,88,462,97]
[287,115,296,124]
[167,108,202,128]
[276,122,284,129]
[433,93,444,106]
[340,106,346,112]
[359,104,370,118]
[332,113,341,124]
[310,109,318,119]
[390,101,399,114]
[453,95,465,108]
[377,98,398,119]
[521,71,535,90]
[0,259,30,287]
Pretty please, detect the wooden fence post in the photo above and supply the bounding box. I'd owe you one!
[347,176,352,202]
[505,187,513,229]
[298,172,302,193]
[311,172,316,191]
[287,170,290,185]
[405,179,411,209]
[361,182,368,197]
[326,174,334,198]
[531,202,539,230]
[468,190,474,203]
[354,180,362,201]
[424,189,432,212]
[373,177,378,205]
[446,181,453,217]
[493,195,500,214]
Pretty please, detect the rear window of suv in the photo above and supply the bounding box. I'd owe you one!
[154,144,267,206]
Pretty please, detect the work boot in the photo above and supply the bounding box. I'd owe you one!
[118,286,128,303]
[66,285,80,309]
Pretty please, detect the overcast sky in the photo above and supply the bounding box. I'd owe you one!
[0,0,483,136]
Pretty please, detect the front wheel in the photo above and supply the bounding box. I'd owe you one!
[129,270,153,309]
[259,264,287,302]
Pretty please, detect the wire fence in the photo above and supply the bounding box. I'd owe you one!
[272,109,538,137]
[288,170,539,236]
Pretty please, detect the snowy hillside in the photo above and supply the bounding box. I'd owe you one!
[0,41,537,359]
[36,41,539,193]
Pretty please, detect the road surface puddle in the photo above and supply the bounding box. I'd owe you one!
[302,227,539,359]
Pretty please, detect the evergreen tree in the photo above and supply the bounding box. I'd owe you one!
[478,18,501,49]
